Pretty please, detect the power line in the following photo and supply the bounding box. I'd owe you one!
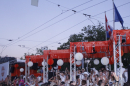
[92,1,130,17]
[5,1,130,48]
[1,1,130,55]
[3,0,93,48]
[29,18,90,51]
[29,5,130,51]
[0,37,63,43]
[46,0,93,11]
[5,0,106,48]
[78,0,108,12]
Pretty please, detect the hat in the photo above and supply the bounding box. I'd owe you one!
[82,68,85,70]
[83,72,89,75]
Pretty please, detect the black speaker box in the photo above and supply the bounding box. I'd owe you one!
[10,67,15,73]
[52,59,57,67]
[48,72,56,80]
[31,63,38,70]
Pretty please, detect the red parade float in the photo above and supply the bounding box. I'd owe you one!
[11,30,130,80]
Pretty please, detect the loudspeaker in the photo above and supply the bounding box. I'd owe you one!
[31,63,38,70]
[52,59,57,67]
[48,72,56,80]
[10,67,15,73]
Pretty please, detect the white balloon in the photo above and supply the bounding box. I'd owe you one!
[20,68,24,72]
[94,59,99,65]
[28,61,33,67]
[76,60,81,65]
[42,61,44,66]
[101,57,109,65]
[75,53,83,60]
[57,59,64,66]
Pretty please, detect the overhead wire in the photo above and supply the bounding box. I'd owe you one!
[1,0,130,55]
[3,0,106,48]
[30,3,130,51]
[28,1,130,52]
[46,0,93,10]
[0,0,94,55]
[29,18,90,50]
[3,0,94,47]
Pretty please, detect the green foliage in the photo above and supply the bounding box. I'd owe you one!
[57,23,106,50]
[81,24,106,41]
[20,57,25,60]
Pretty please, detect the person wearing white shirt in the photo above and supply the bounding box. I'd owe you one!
[59,72,66,82]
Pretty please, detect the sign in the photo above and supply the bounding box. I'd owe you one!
[0,62,9,81]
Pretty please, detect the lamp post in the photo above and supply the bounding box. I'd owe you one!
[85,58,90,72]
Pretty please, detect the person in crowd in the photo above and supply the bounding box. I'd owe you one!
[81,68,85,73]
[89,75,93,86]
[5,75,11,86]
[49,76,57,86]
[60,81,65,86]
[19,76,24,86]
[82,80,87,86]
[9,63,130,86]
[93,74,99,86]
[56,75,61,85]
[108,72,115,86]
[69,81,76,86]
[14,77,20,86]
[65,75,70,86]
[27,75,36,86]
[59,72,66,82]
[65,67,69,75]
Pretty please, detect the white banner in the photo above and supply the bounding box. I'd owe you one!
[0,62,9,81]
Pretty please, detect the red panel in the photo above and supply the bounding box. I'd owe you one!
[126,32,130,44]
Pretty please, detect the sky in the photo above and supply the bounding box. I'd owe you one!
[0,0,130,59]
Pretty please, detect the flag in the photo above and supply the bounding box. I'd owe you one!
[105,14,113,38]
[114,3,124,29]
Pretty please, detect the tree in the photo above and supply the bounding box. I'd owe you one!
[36,48,43,55]
[57,23,106,50]
[20,57,25,60]
[81,23,106,41]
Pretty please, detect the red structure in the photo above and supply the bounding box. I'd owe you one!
[11,30,130,77]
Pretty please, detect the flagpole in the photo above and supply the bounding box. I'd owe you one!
[105,12,107,41]
[113,0,117,76]
[113,0,115,30]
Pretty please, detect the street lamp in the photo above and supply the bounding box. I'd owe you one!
[85,58,90,72]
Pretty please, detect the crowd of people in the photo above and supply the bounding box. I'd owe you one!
[0,66,129,86]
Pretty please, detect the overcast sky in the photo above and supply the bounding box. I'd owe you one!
[0,0,130,59]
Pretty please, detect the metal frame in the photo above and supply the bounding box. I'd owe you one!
[25,63,27,83]
[70,46,76,82]
[43,56,48,83]
[113,35,123,86]
[43,59,45,83]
